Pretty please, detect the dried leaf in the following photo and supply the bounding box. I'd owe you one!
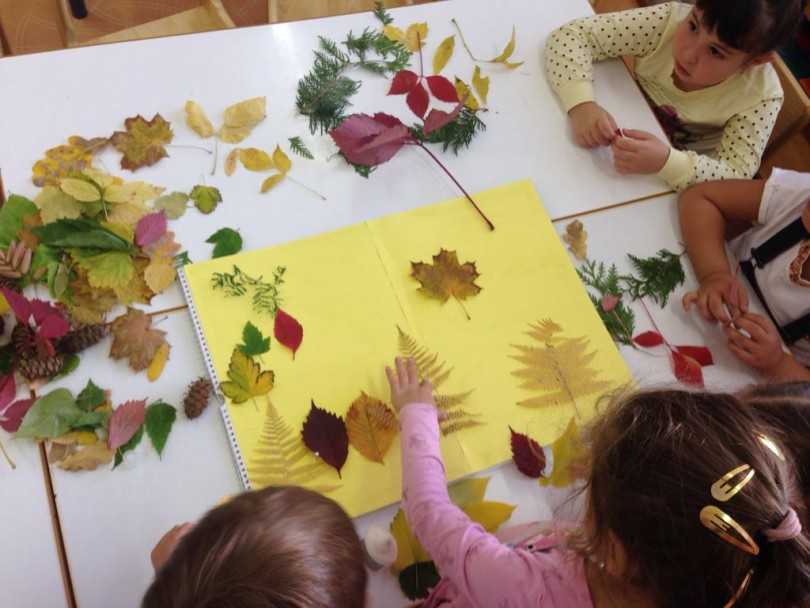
[462,501,516,532]
[447,476,490,507]
[423,102,463,136]
[0,195,38,249]
[60,178,100,203]
[633,331,665,348]
[329,113,413,167]
[109,308,168,372]
[32,143,93,187]
[105,181,165,205]
[206,227,243,258]
[411,249,482,311]
[433,35,455,74]
[76,380,105,411]
[190,185,222,214]
[540,418,587,488]
[113,424,144,468]
[108,201,149,226]
[224,148,239,176]
[454,78,480,111]
[345,393,397,464]
[184,100,215,138]
[301,400,349,477]
[384,22,427,52]
[675,345,714,367]
[135,212,167,248]
[260,174,285,194]
[406,82,429,118]
[238,148,274,171]
[471,65,490,105]
[389,70,419,95]
[220,97,267,143]
[219,126,252,144]
[274,308,303,358]
[239,321,270,357]
[57,443,114,471]
[144,401,176,458]
[152,192,189,220]
[672,350,704,388]
[111,114,174,171]
[66,269,118,324]
[34,187,82,224]
[510,426,545,478]
[488,26,523,68]
[425,75,459,103]
[219,348,274,404]
[0,398,34,433]
[272,146,292,174]
[73,251,135,290]
[562,220,587,260]
[601,293,620,313]
[108,399,146,450]
[147,343,170,382]
[144,255,175,294]
[15,389,83,439]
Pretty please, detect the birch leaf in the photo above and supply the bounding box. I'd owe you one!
[184,100,215,138]
[301,400,348,477]
[60,178,101,203]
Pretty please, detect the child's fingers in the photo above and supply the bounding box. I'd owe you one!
[734,316,768,342]
[724,325,756,350]
[682,291,698,312]
[420,378,434,393]
[395,357,408,386]
[728,341,757,367]
[739,313,776,338]
[621,128,652,140]
[707,292,730,323]
[385,366,398,392]
[612,137,637,153]
[597,116,616,144]
[406,357,418,385]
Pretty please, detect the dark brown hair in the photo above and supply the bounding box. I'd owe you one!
[580,385,810,608]
[696,0,802,55]
[142,486,367,608]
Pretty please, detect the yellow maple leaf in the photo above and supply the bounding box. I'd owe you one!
[185,100,215,138]
[260,173,285,194]
[224,149,239,176]
[272,145,292,174]
[455,77,481,111]
[411,249,482,319]
[345,393,398,464]
[540,418,587,488]
[220,348,275,404]
[472,66,490,105]
[34,186,82,224]
[433,35,455,74]
[57,443,115,471]
[238,147,274,171]
[111,114,174,171]
[104,181,165,205]
[147,342,171,381]
[60,178,101,203]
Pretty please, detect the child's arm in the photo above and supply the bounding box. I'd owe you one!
[679,179,765,323]
[387,359,548,608]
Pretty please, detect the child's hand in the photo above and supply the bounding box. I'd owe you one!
[568,102,619,148]
[724,313,785,373]
[683,272,749,324]
[612,130,670,174]
[385,357,435,413]
[151,523,193,571]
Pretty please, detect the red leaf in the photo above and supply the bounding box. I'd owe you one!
[301,400,348,477]
[108,399,146,450]
[1,288,31,324]
[37,313,70,340]
[0,399,34,433]
[0,374,15,411]
[30,299,62,325]
[372,112,404,128]
[423,102,463,135]
[389,70,419,95]
[274,309,303,359]
[135,211,167,248]
[406,82,429,118]
[510,426,546,478]
[426,75,459,103]
[633,331,665,348]
[672,351,704,388]
[600,294,620,313]
[329,114,413,167]
[675,345,714,367]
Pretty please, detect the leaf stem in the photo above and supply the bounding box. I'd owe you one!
[166,144,213,154]
[451,18,481,62]
[414,142,494,230]
[454,295,471,321]
[0,437,16,470]
[638,298,674,352]
[610,308,635,347]
[210,139,218,176]
[286,175,327,201]
[417,32,424,79]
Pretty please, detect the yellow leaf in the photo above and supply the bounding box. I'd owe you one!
[113,260,152,305]
[74,251,135,290]
[462,501,516,532]
[260,173,285,194]
[383,25,406,44]
[60,178,101,203]
[144,256,176,294]
[563,220,588,260]
[34,186,82,224]
[390,509,430,572]
[31,143,93,187]
[238,147,274,171]
[472,66,490,105]
[540,418,587,488]
[0,293,8,315]
[503,60,524,69]
[224,148,239,176]
[81,167,117,190]
[184,100,215,138]
[220,97,267,142]
[57,443,114,471]
[405,22,428,51]
[147,342,170,381]
[220,348,275,404]
[52,431,98,446]
[345,393,398,464]
[101,222,135,243]
[454,78,480,111]
[447,476,490,507]
[107,201,149,226]
[432,35,455,74]
[272,145,292,174]
[104,181,165,205]
[491,26,518,63]
[218,126,253,144]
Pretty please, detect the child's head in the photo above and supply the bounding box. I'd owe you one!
[671,0,801,89]
[142,486,367,608]
[580,386,810,608]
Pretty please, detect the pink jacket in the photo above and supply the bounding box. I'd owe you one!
[400,403,594,608]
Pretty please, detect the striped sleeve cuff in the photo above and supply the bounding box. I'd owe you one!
[656,147,692,190]
[558,81,595,113]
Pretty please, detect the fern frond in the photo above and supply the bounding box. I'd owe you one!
[441,419,483,436]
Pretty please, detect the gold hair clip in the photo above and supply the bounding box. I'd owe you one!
[724,569,754,608]
[756,432,786,461]
[700,506,760,556]
[711,464,755,502]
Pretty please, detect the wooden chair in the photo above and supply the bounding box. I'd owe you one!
[58,0,235,47]
[762,54,810,167]
[268,0,419,24]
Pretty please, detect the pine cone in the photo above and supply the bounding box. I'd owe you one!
[12,323,37,359]
[0,241,32,279]
[17,355,65,381]
[0,276,20,293]
[57,324,108,355]
[184,377,213,419]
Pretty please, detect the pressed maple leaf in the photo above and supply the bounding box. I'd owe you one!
[109,308,168,372]
[411,249,481,320]
[219,348,274,404]
[301,400,349,477]
[111,114,174,171]
[510,426,546,478]
[345,392,398,464]
[275,309,303,358]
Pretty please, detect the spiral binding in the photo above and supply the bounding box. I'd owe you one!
[178,267,252,491]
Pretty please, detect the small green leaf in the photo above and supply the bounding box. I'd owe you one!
[73,410,109,429]
[174,251,192,267]
[399,561,440,600]
[206,227,243,259]
[114,424,144,469]
[53,354,80,381]
[190,185,222,214]
[152,192,189,220]
[16,388,82,439]
[30,244,60,287]
[0,195,38,248]
[288,136,314,160]
[76,380,105,411]
[239,321,271,356]
[145,401,177,458]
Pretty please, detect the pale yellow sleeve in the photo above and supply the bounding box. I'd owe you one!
[657,96,783,191]
[544,3,674,112]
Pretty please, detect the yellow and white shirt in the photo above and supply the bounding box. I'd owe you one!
[544,2,783,191]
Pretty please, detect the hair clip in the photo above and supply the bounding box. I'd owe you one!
[700,506,760,556]
[756,432,786,461]
[711,464,755,502]
[724,568,754,608]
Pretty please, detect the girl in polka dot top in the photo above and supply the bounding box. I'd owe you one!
[544,0,802,191]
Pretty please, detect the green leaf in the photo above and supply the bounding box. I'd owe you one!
[398,561,440,600]
[206,227,243,259]
[288,136,315,160]
[52,354,80,380]
[620,249,685,307]
[174,251,192,267]
[190,185,222,214]
[0,195,38,248]
[33,218,132,252]
[114,424,144,469]
[0,344,14,375]
[145,401,177,458]
[152,192,189,220]
[239,321,271,356]
[73,410,109,429]
[76,380,105,411]
[72,250,135,289]
[16,388,82,439]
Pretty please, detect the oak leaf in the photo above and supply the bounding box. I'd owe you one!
[219,348,274,404]
[109,308,168,372]
[345,393,397,464]
[301,400,349,477]
[411,249,481,318]
[184,100,215,138]
[111,114,174,171]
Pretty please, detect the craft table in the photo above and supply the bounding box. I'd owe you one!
[0,0,759,606]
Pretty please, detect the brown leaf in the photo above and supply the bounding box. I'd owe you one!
[111,114,174,171]
[411,249,482,317]
[224,149,239,176]
[57,443,114,471]
[66,268,119,325]
[109,308,168,372]
[345,393,398,464]
[562,220,587,260]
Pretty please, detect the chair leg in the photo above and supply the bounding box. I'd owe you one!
[68,0,88,19]
[0,18,10,56]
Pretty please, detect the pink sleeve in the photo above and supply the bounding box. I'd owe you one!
[400,404,551,608]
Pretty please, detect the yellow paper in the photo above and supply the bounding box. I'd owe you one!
[182,180,630,517]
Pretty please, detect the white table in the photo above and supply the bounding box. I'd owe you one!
[0,0,747,606]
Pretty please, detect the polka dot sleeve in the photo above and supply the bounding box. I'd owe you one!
[544,3,674,111]
[658,96,784,191]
